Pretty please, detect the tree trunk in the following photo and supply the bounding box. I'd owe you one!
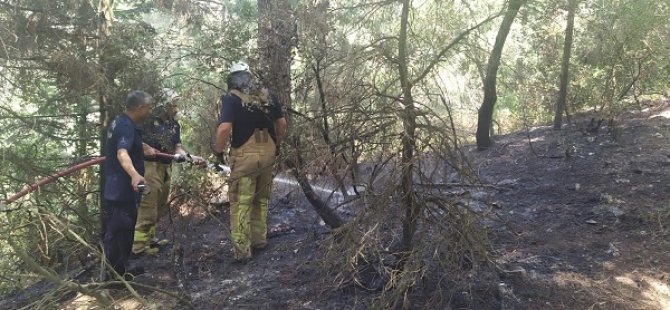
[75,99,91,224]
[476,0,526,149]
[292,141,343,228]
[258,0,343,228]
[313,61,350,198]
[97,0,113,237]
[398,0,419,260]
[553,0,578,130]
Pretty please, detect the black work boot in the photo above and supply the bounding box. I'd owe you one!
[125,265,146,278]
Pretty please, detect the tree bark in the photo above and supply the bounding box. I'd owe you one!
[75,99,91,224]
[292,144,343,228]
[258,0,343,228]
[398,0,419,260]
[553,0,578,130]
[476,0,526,149]
[97,0,114,237]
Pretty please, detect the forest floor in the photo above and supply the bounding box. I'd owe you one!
[3,99,670,310]
[477,100,670,309]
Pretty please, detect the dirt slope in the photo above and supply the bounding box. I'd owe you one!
[476,101,670,309]
[6,101,670,310]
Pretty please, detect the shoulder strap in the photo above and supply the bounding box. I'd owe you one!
[230,88,272,112]
[229,89,250,103]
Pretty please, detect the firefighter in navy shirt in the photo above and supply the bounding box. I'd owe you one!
[102,90,154,279]
[214,61,287,262]
[133,90,204,256]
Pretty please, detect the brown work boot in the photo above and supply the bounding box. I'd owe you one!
[132,246,159,259]
[251,242,267,255]
[233,247,252,263]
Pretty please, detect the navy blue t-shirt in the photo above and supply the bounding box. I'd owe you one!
[141,112,181,164]
[103,113,145,202]
[218,91,284,148]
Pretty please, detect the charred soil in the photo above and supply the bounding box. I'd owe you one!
[4,101,670,310]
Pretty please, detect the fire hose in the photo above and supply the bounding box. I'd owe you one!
[1,152,230,209]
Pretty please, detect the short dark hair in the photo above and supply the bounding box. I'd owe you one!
[126,90,153,110]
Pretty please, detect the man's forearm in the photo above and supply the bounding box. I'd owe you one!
[215,123,232,153]
[275,118,287,143]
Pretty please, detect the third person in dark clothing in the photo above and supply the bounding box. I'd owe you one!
[133,90,204,256]
[102,90,154,279]
[214,61,287,262]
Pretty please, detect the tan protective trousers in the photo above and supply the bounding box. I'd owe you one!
[132,161,171,254]
[229,129,276,260]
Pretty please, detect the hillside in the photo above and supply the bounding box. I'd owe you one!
[3,101,670,310]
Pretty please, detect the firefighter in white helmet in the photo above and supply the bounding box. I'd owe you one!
[215,61,287,262]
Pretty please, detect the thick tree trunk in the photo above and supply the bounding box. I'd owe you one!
[258,0,343,228]
[553,0,578,129]
[476,0,526,149]
[257,0,292,105]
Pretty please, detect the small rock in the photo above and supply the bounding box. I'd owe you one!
[586,219,598,225]
[600,194,623,204]
[606,243,620,257]
[498,179,519,186]
[601,194,614,203]
[592,205,624,217]
[609,206,624,217]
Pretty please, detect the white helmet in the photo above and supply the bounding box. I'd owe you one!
[229,61,250,74]
[162,88,180,105]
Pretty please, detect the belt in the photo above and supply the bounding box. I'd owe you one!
[144,158,172,165]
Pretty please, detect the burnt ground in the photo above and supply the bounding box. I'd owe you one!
[479,101,670,309]
[3,100,670,309]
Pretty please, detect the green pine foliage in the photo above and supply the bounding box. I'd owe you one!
[0,0,668,303]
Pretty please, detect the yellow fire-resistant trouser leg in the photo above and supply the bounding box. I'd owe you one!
[133,161,171,254]
[228,129,276,261]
